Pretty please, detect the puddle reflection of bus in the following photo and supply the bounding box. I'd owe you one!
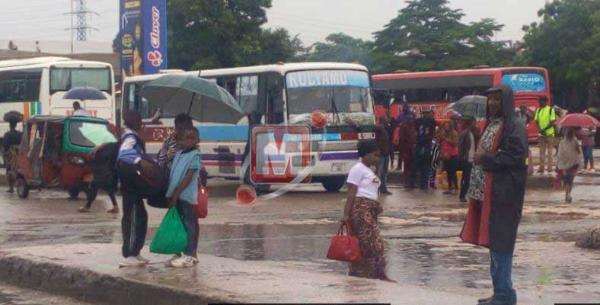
[372,67,552,141]
[121,62,377,192]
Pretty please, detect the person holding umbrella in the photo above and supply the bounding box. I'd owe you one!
[3,112,23,193]
[72,101,91,117]
[556,127,581,203]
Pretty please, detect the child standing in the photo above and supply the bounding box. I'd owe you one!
[557,127,581,203]
[166,128,201,268]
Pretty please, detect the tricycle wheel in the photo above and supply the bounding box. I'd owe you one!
[16,176,29,199]
[68,187,80,200]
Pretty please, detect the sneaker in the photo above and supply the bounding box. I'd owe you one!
[169,255,198,268]
[119,257,146,268]
[135,255,150,264]
[77,206,90,213]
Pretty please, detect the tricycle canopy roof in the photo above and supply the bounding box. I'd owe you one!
[26,115,110,125]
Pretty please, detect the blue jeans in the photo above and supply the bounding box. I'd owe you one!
[176,200,199,257]
[490,249,517,304]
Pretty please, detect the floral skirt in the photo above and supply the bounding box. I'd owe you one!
[348,197,387,280]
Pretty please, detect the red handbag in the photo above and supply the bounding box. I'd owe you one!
[326,223,363,262]
[196,186,208,219]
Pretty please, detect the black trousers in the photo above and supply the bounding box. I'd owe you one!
[118,162,148,258]
[460,161,473,200]
[444,156,459,190]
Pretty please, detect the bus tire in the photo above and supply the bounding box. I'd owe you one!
[16,176,29,199]
[322,177,345,192]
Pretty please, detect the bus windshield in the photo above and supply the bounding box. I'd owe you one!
[50,68,111,93]
[69,121,117,147]
[501,71,547,93]
[286,70,372,124]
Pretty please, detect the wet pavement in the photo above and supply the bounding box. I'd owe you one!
[0,173,599,304]
[0,283,96,305]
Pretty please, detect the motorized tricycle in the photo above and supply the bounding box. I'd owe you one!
[15,115,117,199]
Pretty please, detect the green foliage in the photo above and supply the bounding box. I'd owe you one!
[520,0,600,110]
[167,0,299,70]
[371,0,513,73]
[303,33,374,68]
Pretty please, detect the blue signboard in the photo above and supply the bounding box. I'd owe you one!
[502,73,546,92]
[286,70,370,88]
[141,0,168,74]
[119,0,167,76]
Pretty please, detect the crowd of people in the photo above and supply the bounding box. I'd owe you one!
[372,93,596,204]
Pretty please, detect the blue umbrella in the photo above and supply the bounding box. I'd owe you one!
[64,87,107,100]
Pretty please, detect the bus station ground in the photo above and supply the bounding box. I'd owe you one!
[0,148,599,304]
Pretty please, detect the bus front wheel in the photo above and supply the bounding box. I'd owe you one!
[322,177,346,192]
[16,176,29,199]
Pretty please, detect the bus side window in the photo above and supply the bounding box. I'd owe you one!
[237,75,259,114]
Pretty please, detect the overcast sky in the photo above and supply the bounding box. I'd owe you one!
[0,0,548,52]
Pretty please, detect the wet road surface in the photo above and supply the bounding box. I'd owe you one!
[1,175,600,302]
[0,283,97,305]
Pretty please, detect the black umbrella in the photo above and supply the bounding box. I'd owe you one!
[64,87,107,100]
[3,111,24,122]
[445,95,487,119]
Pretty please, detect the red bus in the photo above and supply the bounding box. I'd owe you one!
[372,67,551,141]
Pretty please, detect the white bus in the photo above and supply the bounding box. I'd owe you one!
[121,62,376,192]
[0,57,116,135]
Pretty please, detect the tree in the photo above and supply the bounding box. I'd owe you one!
[520,0,600,110]
[371,0,512,73]
[303,33,374,68]
[167,0,299,70]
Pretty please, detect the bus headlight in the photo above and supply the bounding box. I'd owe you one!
[68,156,86,165]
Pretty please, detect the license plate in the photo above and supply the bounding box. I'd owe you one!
[331,162,345,173]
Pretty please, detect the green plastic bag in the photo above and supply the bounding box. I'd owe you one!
[150,208,188,254]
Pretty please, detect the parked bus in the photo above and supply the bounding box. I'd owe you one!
[372,67,551,140]
[0,57,116,128]
[121,62,376,191]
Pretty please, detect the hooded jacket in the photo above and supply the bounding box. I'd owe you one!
[460,85,528,253]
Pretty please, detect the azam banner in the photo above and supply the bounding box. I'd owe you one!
[119,0,168,76]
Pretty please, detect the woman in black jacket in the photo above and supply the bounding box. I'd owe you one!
[460,85,528,305]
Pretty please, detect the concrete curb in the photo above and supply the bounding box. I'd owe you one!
[0,254,237,305]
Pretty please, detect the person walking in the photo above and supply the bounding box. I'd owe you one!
[576,127,595,172]
[72,101,91,116]
[557,127,581,203]
[460,85,528,305]
[408,109,436,190]
[534,97,556,173]
[116,111,149,268]
[342,139,392,281]
[375,118,392,195]
[440,121,459,195]
[458,116,479,203]
[166,128,202,268]
[2,119,22,193]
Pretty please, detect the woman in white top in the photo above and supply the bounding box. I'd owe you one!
[342,139,392,281]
